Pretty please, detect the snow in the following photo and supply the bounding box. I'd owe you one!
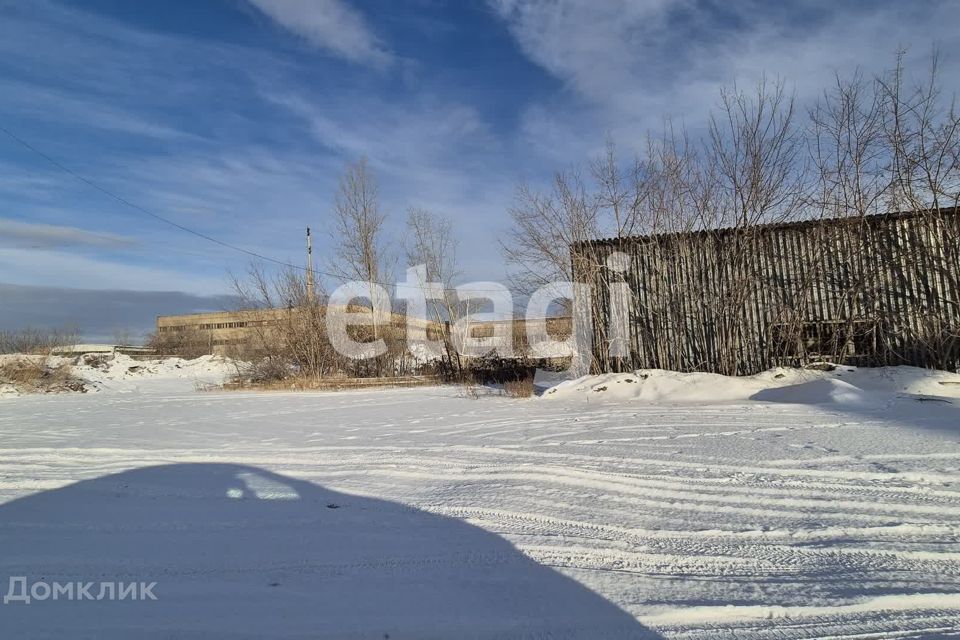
[71,353,240,393]
[51,343,122,354]
[0,363,958,638]
[0,353,240,398]
[546,365,960,406]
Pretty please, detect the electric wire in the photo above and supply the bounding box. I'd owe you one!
[0,124,513,295]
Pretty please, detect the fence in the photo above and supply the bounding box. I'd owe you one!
[573,208,960,375]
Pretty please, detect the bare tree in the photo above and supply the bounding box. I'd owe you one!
[228,263,335,380]
[549,79,810,374]
[404,207,464,374]
[880,51,960,213]
[708,77,807,228]
[328,158,393,338]
[810,70,888,219]
[501,169,600,298]
[877,51,960,368]
[590,138,643,238]
[0,327,80,355]
[637,122,717,234]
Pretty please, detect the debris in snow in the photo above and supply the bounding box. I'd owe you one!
[73,353,242,394]
[0,354,88,395]
[0,352,242,398]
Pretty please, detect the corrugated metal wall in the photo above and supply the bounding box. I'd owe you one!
[576,209,960,375]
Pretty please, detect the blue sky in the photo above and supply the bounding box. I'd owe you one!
[1,0,959,340]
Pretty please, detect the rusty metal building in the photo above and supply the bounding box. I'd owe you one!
[574,208,960,375]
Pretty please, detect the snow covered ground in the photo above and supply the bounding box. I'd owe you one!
[0,352,240,397]
[1,360,959,638]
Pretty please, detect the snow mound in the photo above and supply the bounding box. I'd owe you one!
[544,365,960,408]
[73,353,241,394]
[750,378,870,406]
[544,370,763,403]
[0,353,86,396]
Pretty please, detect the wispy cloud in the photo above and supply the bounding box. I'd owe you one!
[0,248,230,295]
[4,0,957,335]
[0,219,139,250]
[0,0,510,294]
[492,0,960,160]
[490,0,681,108]
[245,0,391,67]
[2,80,195,141]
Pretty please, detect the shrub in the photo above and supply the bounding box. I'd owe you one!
[503,377,535,398]
[0,357,84,393]
[0,327,79,355]
[146,327,213,359]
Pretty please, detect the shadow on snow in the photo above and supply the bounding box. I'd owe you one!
[0,463,662,639]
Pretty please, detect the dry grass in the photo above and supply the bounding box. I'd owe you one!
[457,377,481,400]
[223,374,444,392]
[0,357,85,394]
[503,377,535,398]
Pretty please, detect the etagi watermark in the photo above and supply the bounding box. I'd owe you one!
[323,265,619,378]
[3,577,158,604]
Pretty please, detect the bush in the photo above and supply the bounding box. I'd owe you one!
[0,357,84,394]
[243,357,292,384]
[146,327,213,359]
[0,327,79,355]
[503,377,535,398]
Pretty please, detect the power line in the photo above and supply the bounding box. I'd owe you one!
[0,124,509,294]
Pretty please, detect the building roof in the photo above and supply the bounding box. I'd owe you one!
[574,206,960,249]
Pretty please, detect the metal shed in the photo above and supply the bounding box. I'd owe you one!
[573,208,960,375]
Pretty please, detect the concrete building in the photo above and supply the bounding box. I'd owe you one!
[156,308,291,355]
[156,308,572,358]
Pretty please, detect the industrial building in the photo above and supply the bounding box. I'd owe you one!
[575,208,960,375]
[156,308,291,354]
[155,308,572,358]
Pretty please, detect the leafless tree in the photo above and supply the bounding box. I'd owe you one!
[501,169,601,298]
[876,51,960,367]
[328,158,393,338]
[879,51,960,213]
[544,79,810,374]
[590,138,644,238]
[708,77,806,228]
[227,261,420,382]
[228,263,335,379]
[404,207,465,374]
[0,327,79,355]
[810,70,888,219]
[566,55,960,375]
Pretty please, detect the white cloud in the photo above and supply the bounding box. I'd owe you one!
[489,0,683,111]
[0,219,139,250]
[258,89,516,281]
[262,91,494,169]
[245,0,391,67]
[0,248,230,296]
[492,0,960,161]
[2,80,195,141]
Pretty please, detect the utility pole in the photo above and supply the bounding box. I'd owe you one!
[306,227,315,304]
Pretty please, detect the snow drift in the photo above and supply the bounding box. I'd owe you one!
[0,353,240,397]
[544,365,960,408]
